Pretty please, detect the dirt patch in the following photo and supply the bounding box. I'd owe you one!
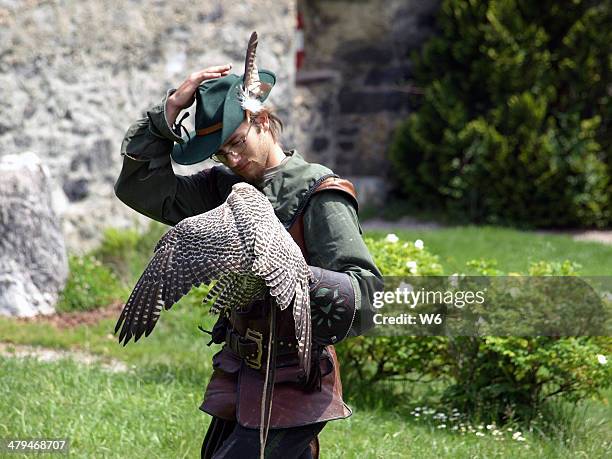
[0,342,130,372]
[1,303,131,372]
[538,229,612,245]
[14,300,124,329]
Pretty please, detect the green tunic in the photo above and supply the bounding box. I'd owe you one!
[114,90,383,340]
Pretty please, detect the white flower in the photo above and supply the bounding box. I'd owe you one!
[512,432,522,440]
[597,354,607,364]
[406,260,418,273]
[475,432,485,437]
[437,424,446,429]
[414,239,424,250]
[385,233,399,244]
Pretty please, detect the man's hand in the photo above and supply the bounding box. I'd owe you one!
[166,64,233,126]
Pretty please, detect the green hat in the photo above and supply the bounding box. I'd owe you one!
[170,70,276,165]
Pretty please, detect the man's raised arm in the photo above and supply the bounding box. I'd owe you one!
[114,65,236,226]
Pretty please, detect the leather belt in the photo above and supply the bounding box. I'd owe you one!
[225,327,299,370]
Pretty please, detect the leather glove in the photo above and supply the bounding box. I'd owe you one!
[308,266,357,345]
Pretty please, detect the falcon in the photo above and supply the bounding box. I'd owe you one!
[113,182,313,378]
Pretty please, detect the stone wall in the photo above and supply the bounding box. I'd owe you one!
[0,0,440,250]
[0,0,295,251]
[293,0,440,205]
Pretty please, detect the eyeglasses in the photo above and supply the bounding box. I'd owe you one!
[211,122,252,164]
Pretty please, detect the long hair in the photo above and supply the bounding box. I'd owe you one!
[251,106,284,145]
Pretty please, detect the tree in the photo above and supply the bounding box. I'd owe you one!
[390,0,611,228]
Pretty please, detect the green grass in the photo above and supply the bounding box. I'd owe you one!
[0,288,216,372]
[0,357,206,459]
[365,226,612,275]
[1,224,611,457]
[320,397,612,458]
[1,354,609,458]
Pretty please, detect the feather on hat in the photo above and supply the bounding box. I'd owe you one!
[170,32,276,165]
[237,31,273,116]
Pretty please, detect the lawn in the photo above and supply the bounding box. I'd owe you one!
[2,332,610,458]
[1,226,611,458]
[366,225,612,275]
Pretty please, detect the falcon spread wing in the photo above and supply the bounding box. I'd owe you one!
[114,182,313,377]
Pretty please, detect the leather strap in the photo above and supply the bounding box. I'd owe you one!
[196,122,223,136]
[312,177,358,211]
[288,176,358,258]
[225,328,299,361]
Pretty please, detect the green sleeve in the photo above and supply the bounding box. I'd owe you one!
[303,190,384,338]
[114,90,237,226]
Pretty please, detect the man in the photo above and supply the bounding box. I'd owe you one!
[114,56,383,458]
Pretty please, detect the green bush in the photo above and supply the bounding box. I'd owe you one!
[91,221,168,286]
[338,235,447,383]
[337,235,612,424]
[363,234,444,276]
[389,0,612,228]
[58,222,169,313]
[442,336,611,424]
[57,255,126,313]
[91,227,140,280]
[441,258,611,422]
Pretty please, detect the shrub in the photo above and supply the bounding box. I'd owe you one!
[363,234,444,276]
[58,222,168,313]
[442,336,611,423]
[90,227,140,281]
[389,0,612,228]
[57,255,126,313]
[339,236,447,385]
[338,235,612,424]
[441,258,611,422]
[91,221,168,285]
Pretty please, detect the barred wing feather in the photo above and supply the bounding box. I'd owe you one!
[114,202,252,345]
[252,205,313,378]
[114,182,313,378]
